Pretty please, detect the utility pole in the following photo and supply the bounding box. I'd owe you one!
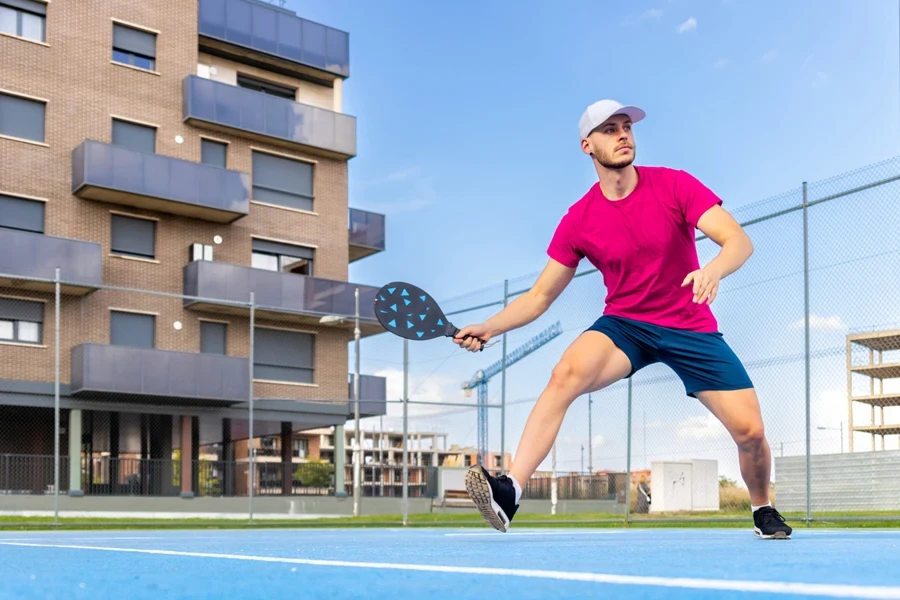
[588,393,593,472]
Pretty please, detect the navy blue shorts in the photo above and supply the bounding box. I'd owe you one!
[585,315,753,398]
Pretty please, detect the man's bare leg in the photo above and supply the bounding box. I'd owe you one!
[508,331,632,486]
[695,388,770,506]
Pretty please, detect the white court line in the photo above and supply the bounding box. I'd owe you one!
[445,531,624,537]
[0,537,163,542]
[2,542,900,599]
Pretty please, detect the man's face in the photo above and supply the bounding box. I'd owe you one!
[582,114,636,169]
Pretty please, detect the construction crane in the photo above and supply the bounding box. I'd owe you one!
[462,321,563,467]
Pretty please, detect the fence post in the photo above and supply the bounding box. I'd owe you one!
[53,267,60,526]
[500,279,508,475]
[803,180,811,525]
[248,291,255,524]
[402,338,409,526]
[352,287,361,518]
[550,442,557,515]
[625,378,633,525]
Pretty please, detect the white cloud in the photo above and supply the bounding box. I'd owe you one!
[624,8,663,25]
[788,314,846,331]
[713,58,731,69]
[762,49,779,63]
[676,17,697,33]
[676,413,730,440]
[591,434,606,448]
[373,367,472,421]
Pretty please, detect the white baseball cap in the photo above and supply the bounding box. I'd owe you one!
[578,99,645,140]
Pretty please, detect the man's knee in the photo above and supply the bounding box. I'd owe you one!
[734,421,766,450]
[548,359,585,392]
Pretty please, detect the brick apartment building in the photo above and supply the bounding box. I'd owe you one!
[0,0,388,497]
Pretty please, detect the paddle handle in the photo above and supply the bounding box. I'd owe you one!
[447,325,486,352]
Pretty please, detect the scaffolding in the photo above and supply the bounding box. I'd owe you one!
[847,331,900,452]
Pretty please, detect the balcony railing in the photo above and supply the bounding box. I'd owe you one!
[70,344,251,404]
[72,140,251,223]
[198,0,349,79]
[182,260,383,336]
[349,208,386,262]
[182,75,356,159]
[0,227,102,295]
[348,374,387,418]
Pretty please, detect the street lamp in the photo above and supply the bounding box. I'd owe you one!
[816,422,843,453]
[320,287,361,517]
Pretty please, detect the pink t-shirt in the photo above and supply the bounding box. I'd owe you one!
[547,166,723,332]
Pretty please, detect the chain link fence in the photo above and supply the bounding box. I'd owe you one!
[359,155,900,525]
[2,156,900,526]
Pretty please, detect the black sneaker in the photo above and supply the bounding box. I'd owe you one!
[753,506,792,539]
[465,465,519,532]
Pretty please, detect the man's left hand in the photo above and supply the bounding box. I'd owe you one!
[681,266,722,305]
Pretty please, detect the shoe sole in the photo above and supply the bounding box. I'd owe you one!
[465,466,509,533]
[754,527,791,540]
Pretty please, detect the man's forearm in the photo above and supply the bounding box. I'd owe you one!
[706,232,753,279]
[483,291,548,338]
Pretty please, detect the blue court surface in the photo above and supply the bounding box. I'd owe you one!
[1,527,899,599]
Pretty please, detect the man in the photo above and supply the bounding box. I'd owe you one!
[454,99,792,540]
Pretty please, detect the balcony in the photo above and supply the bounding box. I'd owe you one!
[71,140,251,224]
[0,228,102,295]
[348,374,387,418]
[70,344,250,405]
[183,76,356,159]
[349,208,386,262]
[197,0,349,82]
[182,260,384,337]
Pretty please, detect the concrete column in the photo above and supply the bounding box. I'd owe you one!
[334,425,347,497]
[68,409,83,497]
[281,422,292,496]
[222,418,234,496]
[180,415,193,498]
[333,78,342,112]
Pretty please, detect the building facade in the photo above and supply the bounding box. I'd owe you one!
[0,0,387,498]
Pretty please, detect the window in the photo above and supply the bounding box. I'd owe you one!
[200,321,227,355]
[0,194,44,233]
[253,328,313,384]
[112,22,156,71]
[112,119,155,154]
[251,239,314,276]
[110,311,155,348]
[236,74,295,100]
[0,92,45,143]
[111,214,155,259]
[293,438,308,459]
[0,297,43,344]
[0,0,46,43]
[251,151,313,212]
[201,139,226,168]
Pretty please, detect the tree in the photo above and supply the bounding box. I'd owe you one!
[296,460,334,488]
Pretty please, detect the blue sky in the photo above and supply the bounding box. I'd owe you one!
[282,1,900,484]
[286,0,900,297]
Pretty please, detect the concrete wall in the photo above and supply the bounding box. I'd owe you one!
[0,496,624,520]
[775,449,900,512]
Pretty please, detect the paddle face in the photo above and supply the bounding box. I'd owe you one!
[374,282,458,341]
